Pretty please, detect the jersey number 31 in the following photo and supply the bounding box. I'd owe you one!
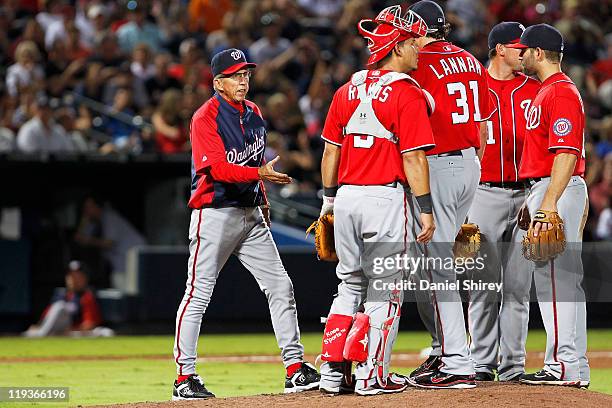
[447,81,481,124]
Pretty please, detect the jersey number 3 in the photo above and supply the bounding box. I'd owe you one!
[354,135,374,148]
[447,81,481,124]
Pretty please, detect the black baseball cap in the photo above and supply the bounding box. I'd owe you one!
[408,0,445,32]
[506,23,564,52]
[211,48,256,77]
[488,22,525,50]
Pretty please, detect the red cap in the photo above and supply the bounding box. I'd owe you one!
[358,6,428,66]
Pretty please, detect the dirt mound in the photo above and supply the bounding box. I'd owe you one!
[91,383,612,408]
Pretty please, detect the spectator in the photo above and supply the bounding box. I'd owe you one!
[116,3,166,53]
[44,38,85,97]
[74,196,146,292]
[88,32,125,69]
[144,53,182,105]
[22,260,106,337]
[596,203,612,240]
[187,0,234,33]
[130,43,156,81]
[5,40,44,98]
[248,13,291,64]
[168,38,212,89]
[9,18,46,62]
[43,2,75,50]
[590,152,612,216]
[152,89,189,154]
[77,3,107,49]
[99,87,140,153]
[16,95,74,153]
[64,20,91,60]
[55,106,92,152]
[297,0,343,20]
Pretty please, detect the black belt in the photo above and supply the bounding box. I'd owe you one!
[342,181,403,188]
[526,177,546,186]
[437,150,463,157]
[480,181,528,190]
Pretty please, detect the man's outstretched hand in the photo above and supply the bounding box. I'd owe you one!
[259,156,292,184]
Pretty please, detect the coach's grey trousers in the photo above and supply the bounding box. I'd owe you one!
[173,207,304,376]
[412,147,480,375]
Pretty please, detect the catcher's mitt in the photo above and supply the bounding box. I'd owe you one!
[453,223,481,259]
[306,214,338,262]
[522,210,566,262]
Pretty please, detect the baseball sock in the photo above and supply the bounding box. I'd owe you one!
[286,362,303,377]
[176,374,191,383]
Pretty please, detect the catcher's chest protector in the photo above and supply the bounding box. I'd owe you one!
[344,70,415,143]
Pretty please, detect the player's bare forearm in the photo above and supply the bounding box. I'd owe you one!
[478,122,487,161]
[321,142,341,188]
[402,150,430,196]
[539,152,578,211]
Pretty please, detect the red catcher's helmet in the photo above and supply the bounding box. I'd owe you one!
[358,5,428,66]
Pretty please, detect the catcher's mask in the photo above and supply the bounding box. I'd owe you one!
[357,5,428,66]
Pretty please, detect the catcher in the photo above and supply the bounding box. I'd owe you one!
[315,6,435,396]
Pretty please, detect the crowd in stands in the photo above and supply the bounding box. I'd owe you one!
[0,0,610,238]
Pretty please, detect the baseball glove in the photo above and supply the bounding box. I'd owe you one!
[453,223,481,259]
[522,210,566,262]
[306,214,338,262]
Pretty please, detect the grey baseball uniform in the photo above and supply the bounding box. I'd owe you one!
[174,91,305,378]
[412,147,480,375]
[504,176,589,382]
[174,207,304,375]
[466,71,540,378]
[321,184,410,387]
[467,184,527,377]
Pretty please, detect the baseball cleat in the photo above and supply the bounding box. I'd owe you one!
[389,372,410,385]
[355,377,408,396]
[172,374,215,400]
[409,355,442,379]
[519,370,580,386]
[501,372,523,382]
[320,373,355,396]
[475,372,495,381]
[580,381,590,389]
[284,362,321,393]
[408,370,476,389]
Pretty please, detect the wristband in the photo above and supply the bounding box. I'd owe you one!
[323,186,339,197]
[415,193,433,214]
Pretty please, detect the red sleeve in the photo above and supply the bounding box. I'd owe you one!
[398,89,436,153]
[547,96,583,153]
[209,161,260,183]
[478,72,496,121]
[321,88,344,146]
[191,104,228,174]
[554,148,580,156]
[79,291,102,327]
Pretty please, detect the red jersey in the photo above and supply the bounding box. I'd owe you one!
[411,41,495,155]
[481,71,540,182]
[321,70,435,185]
[519,72,586,178]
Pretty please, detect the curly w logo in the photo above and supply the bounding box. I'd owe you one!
[230,50,244,60]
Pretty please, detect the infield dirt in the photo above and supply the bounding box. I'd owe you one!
[92,382,612,408]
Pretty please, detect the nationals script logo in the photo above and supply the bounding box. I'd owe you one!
[230,50,244,60]
[226,132,265,165]
[526,104,541,130]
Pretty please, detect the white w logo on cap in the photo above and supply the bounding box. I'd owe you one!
[230,50,244,60]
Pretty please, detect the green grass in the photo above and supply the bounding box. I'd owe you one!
[0,330,611,406]
[1,329,611,358]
